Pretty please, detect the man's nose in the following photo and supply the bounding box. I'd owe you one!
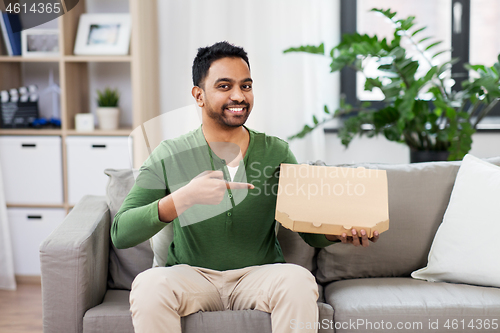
[230,87,245,102]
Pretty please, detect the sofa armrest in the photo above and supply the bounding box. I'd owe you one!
[40,195,110,333]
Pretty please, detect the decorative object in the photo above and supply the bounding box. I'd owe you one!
[285,8,500,162]
[96,87,120,130]
[0,86,38,128]
[75,113,95,132]
[40,69,60,120]
[73,14,131,56]
[412,154,500,288]
[21,29,59,57]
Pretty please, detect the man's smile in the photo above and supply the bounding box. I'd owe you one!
[224,104,249,116]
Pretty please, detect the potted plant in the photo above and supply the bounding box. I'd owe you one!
[96,87,120,130]
[285,8,500,162]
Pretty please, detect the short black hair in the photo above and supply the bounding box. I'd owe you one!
[192,41,250,88]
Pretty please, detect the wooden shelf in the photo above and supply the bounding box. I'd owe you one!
[0,0,159,219]
[0,56,61,62]
[0,129,62,135]
[64,55,132,62]
[6,203,66,209]
[65,128,133,136]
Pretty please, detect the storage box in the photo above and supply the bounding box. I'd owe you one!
[66,136,132,205]
[0,136,63,204]
[275,163,389,237]
[8,208,65,275]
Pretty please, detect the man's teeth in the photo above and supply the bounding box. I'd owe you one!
[228,107,244,112]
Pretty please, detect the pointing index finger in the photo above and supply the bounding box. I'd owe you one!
[226,182,255,190]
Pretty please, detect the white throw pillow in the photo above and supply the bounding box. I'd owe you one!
[150,223,174,267]
[411,154,500,288]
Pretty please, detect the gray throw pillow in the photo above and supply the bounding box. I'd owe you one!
[105,168,154,290]
[316,157,500,284]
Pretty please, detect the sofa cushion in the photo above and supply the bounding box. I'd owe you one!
[324,277,500,333]
[83,290,134,333]
[316,157,500,283]
[83,290,334,333]
[105,169,154,290]
[412,155,500,288]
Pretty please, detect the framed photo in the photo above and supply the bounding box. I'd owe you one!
[21,29,59,57]
[74,14,131,56]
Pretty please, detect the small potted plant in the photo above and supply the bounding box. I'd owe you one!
[96,87,120,130]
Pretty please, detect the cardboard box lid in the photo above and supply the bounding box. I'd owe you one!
[275,163,389,237]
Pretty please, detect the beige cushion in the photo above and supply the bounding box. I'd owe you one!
[105,169,153,290]
[412,155,500,288]
[316,158,500,283]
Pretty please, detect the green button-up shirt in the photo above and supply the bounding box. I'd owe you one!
[111,125,336,271]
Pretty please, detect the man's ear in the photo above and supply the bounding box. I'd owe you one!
[192,86,204,107]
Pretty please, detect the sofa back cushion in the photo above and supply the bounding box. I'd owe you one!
[105,169,154,290]
[316,157,500,284]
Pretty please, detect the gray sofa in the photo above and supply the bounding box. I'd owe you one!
[40,158,500,333]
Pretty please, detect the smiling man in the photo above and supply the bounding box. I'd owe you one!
[111,41,378,333]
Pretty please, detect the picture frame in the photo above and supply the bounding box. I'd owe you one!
[21,29,59,57]
[73,14,131,56]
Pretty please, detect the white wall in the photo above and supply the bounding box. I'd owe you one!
[156,0,340,163]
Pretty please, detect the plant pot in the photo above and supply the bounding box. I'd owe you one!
[410,149,450,163]
[96,107,119,130]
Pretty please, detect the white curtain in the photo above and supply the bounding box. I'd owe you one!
[157,0,340,163]
[0,161,16,290]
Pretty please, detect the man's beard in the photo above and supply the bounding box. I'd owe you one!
[206,102,251,128]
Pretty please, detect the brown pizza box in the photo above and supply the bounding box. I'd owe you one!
[275,163,389,238]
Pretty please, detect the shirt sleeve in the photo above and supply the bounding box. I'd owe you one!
[282,144,340,248]
[111,156,170,249]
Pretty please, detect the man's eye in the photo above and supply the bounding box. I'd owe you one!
[218,84,229,89]
[243,85,252,90]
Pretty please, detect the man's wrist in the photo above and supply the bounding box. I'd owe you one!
[325,234,340,242]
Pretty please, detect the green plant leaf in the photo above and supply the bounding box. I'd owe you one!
[411,26,426,36]
[432,50,449,59]
[323,105,330,114]
[418,36,432,44]
[283,43,325,55]
[425,41,443,51]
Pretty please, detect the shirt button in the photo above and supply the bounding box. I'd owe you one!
[227,212,232,217]
[221,159,226,164]
[228,194,233,199]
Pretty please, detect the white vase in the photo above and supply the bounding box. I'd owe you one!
[96,107,119,130]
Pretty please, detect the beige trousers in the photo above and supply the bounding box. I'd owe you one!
[129,263,319,333]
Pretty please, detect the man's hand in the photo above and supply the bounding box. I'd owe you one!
[185,170,254,206]
[325,229,379,247]
[158,170,254,223]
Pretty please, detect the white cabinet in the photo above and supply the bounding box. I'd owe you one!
[66,136,133,205]
[0,136,63,204]
[8,208,65,276]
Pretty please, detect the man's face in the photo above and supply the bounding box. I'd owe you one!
[196,57,254,128]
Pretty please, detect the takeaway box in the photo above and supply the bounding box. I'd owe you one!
[275,163,389,238]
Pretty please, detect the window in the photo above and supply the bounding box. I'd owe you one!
[340,0,500,117]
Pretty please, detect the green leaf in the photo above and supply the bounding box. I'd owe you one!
[425,41,442,51]
[283,43,325,55]
[432,50,449,59]
[96,87,120,107]
[323,105,330,114]
[418,37,432,44]
[313,115,319,125]
[411,26,427,36]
